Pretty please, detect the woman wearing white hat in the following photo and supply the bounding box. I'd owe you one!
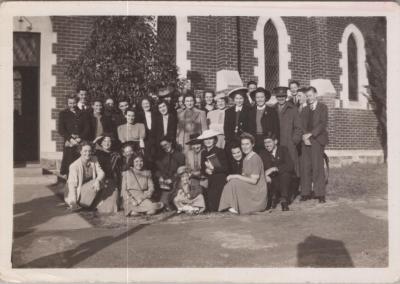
[207,93,228,148]
[198,129,228,212]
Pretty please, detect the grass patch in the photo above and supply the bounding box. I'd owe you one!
[75,163,387,228]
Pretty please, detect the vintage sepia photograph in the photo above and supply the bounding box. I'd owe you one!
[1,1,399,282]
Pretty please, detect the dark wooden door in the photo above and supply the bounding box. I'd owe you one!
[13,32,40,162]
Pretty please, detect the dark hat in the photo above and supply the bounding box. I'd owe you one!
[93,132,116,145]
[228,87,248,99]
[250,87,271,101]
[186,133,202,145]
[272,87,289,97]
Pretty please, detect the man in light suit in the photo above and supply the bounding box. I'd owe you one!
[300,86,329,203]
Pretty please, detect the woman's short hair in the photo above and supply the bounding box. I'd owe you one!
[157,99,169,108]
[91,97,103,105]
[132,153,144,162]
[66,94,78,102]
[229,140,242,151]
[125,107,135,115]
[204,89,215,97]
[139,96,153,109]
[77,140,93,153]
[183,93,195,103]
[263,132,278,141]
[118,96,130,105]
[240,132,255,145]
[288,80,300,88]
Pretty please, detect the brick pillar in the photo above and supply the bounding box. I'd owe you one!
[309,17,329,79]
[216,17,238,71]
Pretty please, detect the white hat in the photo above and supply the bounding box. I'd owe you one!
[197,129,221,140]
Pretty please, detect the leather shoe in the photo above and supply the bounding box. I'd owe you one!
[318,196,326,203]
[300,195,310,201]
[281,202,289,211]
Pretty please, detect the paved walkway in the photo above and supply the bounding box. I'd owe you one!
[12,180,388,268]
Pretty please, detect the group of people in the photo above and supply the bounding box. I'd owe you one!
[59,79,329,216]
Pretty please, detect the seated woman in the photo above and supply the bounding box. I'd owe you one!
[121,154,163,216]
[93,133,121,213]
[228,140,244,174]
[173,166,206,214]
[219,132,267,214]
[65,141,105,211]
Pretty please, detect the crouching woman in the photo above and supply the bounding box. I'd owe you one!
[65,141,105,210]
[173,166,206,214]
[121,154,163,216]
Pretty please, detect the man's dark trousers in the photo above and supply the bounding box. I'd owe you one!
[300,139,326,197]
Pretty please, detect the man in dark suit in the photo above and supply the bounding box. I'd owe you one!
[112,97,129,127]
[83,98,116,141]
[154,100,178,153]
[58,94,87,177]
[76,89,90,112]
[300,86,329,203]
[247,87,280,153]
[245,80,257,107]
[273,86,302,202]
[224,87,250,148]
[288,80,301,108]
[260,134,295,211]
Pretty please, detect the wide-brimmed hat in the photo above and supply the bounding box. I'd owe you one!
[272,86,289,97]
[186,133,202,145]
[177,166,189,176]
[250,87,271,101]
[196,129,221,140]
[93,132,116,145]
[228,87,248,99]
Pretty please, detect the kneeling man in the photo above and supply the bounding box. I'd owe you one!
[260,134,295,211]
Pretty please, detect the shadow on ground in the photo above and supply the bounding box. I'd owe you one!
[297,235,354,267]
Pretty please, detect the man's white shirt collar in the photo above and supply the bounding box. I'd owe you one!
[311,101,318,110]
[235,106,243,112]
[256,105,266,111]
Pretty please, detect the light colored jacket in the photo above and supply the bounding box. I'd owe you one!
[176,108,207,150]
[65,156,105,206]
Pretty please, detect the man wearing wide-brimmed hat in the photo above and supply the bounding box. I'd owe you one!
[272,86,303,201]
[224,87,250,148]
[247,87,280,153]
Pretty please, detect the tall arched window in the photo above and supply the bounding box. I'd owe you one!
[339,23,368,109]
[347,34,358,101]
[157,16,177,65]
[264,20,279,91]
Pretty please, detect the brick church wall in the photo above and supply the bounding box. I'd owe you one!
[48,16,385,153]
[51,16,96,152]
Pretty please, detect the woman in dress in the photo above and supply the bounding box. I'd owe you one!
[198,129,228,212]
[176,94,207,152]
[121,154,163,216]
[173,166,206,214]
[219,132,267,214]
[93,134,121,213]
[117,108,146,153]
[207,93,228,148]
[65,141,105,211]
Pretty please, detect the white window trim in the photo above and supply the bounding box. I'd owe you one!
[176,16,191,78]
[13,16,58,156]
[339,23,369,110]
[253,16,291,88]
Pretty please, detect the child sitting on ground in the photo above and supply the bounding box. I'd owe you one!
[173,166,206,214]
